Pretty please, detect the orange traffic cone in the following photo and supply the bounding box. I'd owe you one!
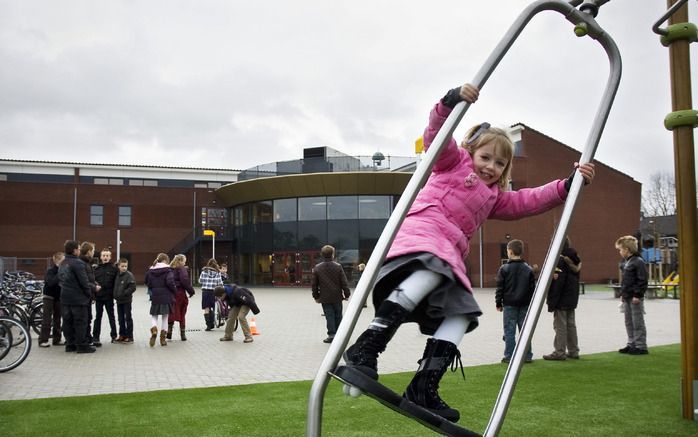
[249,316,260,335]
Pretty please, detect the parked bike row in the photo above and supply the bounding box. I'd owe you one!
[0,271,41,372]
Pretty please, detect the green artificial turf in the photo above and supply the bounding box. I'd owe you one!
[1,344,696,436]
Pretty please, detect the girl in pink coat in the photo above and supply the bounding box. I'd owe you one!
[343,83,595,422]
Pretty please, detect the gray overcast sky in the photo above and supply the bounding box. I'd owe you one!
[0,1,696,190]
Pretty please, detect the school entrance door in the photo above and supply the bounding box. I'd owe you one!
[271,251,320,287]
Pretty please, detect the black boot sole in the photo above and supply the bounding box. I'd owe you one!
[331,366,480,437]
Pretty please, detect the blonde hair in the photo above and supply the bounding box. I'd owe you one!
[170,254,187,268]
[615,235,638,253]
[461,124,515,190]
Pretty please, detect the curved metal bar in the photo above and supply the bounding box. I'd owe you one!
[483,3,621,437]
[307,1,621,435]
[652,0,690,36]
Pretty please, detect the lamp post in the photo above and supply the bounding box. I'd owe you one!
[204,229,216,260]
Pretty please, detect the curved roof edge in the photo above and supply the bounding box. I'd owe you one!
[216,172,412,207]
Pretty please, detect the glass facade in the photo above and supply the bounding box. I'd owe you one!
[230,194,396,286]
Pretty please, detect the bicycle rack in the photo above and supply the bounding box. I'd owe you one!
[307,1,621,435]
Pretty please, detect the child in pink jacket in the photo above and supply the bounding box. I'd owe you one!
[343,83,595,422]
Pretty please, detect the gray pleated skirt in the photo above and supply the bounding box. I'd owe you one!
[372,252,481,335]
[149,303,172,316]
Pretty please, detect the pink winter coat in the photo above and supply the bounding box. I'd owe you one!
[386,101,568,292]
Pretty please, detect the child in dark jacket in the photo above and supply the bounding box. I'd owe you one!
[543,236,582,361]
[214,284,260,343]
[168,254,196,341]
[615,235,649,355]
[495,239,535,363]
[58,240,94,353]
[93,248,119,345]
[38,252,65,347]
[145,253,176,347]
[113,258,137,343]
[79,242,99,348]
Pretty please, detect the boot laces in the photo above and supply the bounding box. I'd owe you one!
[450,349,466,381]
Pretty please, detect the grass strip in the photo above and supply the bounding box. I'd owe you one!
[1,344,696,436]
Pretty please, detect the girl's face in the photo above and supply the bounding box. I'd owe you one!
[618,246,630,258]
[472,142,509,186]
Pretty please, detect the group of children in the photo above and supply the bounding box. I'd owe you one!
[45,241,136,353]
[496,233,648,367]
[43,248,258,350]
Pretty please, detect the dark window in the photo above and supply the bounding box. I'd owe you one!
[359,196,391,219]
[118,206,132,227]
[254,222,273,252]
[328,219,358,251]
[298,220,326,251]
[90,205,104,226]
[328,196,358,219]
[299,197,326,221]
[253,201,273,223]
[359,219,388,255]
[273,199,296,222]
[273,222,298,251]
[234,205,250,226]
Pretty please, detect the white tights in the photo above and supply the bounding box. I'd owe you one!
[151,314,169,331]
[386,269,471,346]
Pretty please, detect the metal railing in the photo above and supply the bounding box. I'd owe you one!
[237,155,418,181]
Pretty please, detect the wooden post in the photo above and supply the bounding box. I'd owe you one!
[666,0,698,421]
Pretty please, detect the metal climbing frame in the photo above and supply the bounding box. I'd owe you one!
[307,1,621,435]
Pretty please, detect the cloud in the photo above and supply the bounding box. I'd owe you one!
[0,0,695,191]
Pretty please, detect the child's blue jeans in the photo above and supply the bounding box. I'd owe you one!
[502,305,532,360]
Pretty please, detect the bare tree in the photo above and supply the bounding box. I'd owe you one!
[642,171,676,217]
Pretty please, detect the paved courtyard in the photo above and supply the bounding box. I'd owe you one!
[0,286,681,400]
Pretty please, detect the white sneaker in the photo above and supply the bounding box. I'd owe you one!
[39,342,50,348]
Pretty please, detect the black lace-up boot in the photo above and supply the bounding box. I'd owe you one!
[343,300,411,380]
[403,338,464,423]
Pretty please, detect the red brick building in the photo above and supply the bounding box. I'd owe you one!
[475,124,641,286]
[0,123,641,285]
[0,161,236,281]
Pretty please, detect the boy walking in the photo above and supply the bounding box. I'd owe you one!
[311,245,350,344]
[113,258,137,343]
[615,235,649,355]
[495,239,535,363]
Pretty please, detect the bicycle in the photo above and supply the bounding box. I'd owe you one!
[0,316,32,372]
[214,297,238,331]
[0,287,43,336]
